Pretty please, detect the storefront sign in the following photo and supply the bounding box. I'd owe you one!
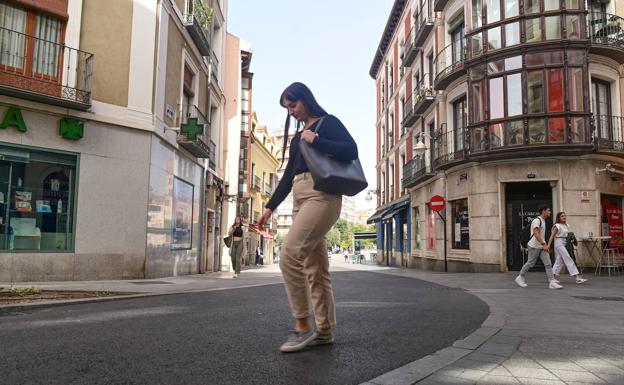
[181,118,204,140]
[0,107,27,132]
[580,191,591,203]
[1,107,84,140]
[172,177,194,250]
[601,195,623,249]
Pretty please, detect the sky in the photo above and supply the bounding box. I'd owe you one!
[227,0,393,212]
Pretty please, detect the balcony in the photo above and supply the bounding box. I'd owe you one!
[433,38,467,90]
[413,9,435,48]
[413,79,436,115]
[588,12,624,63]
[182,0,213,56]
[433,0,449,12]
[264,183,272,196]
[402,28,418,67]
[401,95,417,128]
[177,104,213,158]
[594,114,624,154]
[0,27,93,110]
[210,51,219,86]
[433,126,467,170]
[402,157,435,189]
[251,175,261,191]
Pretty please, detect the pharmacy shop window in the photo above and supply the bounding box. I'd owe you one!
[0,145,77,252]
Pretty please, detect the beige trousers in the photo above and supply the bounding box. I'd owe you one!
[279,172,342,329]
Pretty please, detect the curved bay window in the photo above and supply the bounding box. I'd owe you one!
[468,48,589,152]
[467,0,585,59]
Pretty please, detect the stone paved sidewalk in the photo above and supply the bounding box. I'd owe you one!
[357,266,624,385]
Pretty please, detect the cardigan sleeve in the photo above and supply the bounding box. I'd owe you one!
[265,143,296,211]
[310,115,358,161]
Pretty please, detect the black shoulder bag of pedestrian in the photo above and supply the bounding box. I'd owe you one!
[299,116,368,196]
[223,235,232,248]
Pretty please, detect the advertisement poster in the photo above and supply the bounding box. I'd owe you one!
[428,211,436,249]
[172,177,194,250]
[601,195,623,249]
[452,199,470,250]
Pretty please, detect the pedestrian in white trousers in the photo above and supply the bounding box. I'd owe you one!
[547,212,588,284]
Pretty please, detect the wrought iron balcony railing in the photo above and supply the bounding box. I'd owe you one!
[211,51,219,85]
[433,126,467,169]
[402,95,417,128]
[433,37,467,90]
[402,27,417,67]
[402,156,435,189]
[588,12,624,63]
[252,175,261,190]
[178,104,213,158]
[183,0,213,56]
[413,6,435,48]
[0,26,93,109]
[594,114,624,151]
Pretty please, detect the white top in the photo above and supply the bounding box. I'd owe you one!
[554,223,570,239]
[527,217,545,249]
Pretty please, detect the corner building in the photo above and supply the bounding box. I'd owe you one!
[371,0,624,272]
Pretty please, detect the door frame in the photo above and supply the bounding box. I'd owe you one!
[499,179,560,271]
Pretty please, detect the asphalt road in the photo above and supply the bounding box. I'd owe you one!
[0,271,488,385]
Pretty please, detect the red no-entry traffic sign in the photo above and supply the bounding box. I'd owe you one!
[429,195,446,212]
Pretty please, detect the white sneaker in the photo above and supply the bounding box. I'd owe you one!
[515,275,528,288]
[552,278,560,284]
[233,273,238,278]
[549,281,563,289]
[576,278,588,284]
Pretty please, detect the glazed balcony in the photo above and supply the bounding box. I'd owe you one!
[433,0,449,12]
[432,125,467,170]
[0,27,93,110]
[178,104,213,158]
[433,37,467,90]
[183,0,213,56]
[402,157,435,189]
[594,114,624,154]
[402,28,418,67]
[413,8,435,48]
[413,79,436,115]
[401,95,417,128]
[588,12,624,64]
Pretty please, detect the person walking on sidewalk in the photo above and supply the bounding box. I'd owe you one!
[547,212,588,284]
[228,216,246,278]
[257,82,359,353]
[515,206,562,289]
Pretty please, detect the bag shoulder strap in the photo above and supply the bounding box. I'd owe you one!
[312,116,327,136]
[529,217,542,241]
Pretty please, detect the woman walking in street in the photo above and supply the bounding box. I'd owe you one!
[258,82,359,353]
[228,216,246,278]
[547,212,588,284]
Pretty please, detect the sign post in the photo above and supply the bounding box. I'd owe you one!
[428,195,448,272]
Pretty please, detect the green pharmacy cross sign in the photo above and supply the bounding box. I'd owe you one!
[180,117,204,140]
[59,117,84,140]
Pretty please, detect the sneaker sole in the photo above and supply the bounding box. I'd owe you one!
[279,333,317,353]
[309,337,334,347]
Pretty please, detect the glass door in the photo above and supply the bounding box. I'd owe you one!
[592,78,612,141]
[0,162,11,248]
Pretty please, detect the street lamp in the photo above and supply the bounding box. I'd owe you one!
[365,189,378,202]
[413,132,433,157]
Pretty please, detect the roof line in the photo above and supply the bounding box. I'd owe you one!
[369,0,407,79]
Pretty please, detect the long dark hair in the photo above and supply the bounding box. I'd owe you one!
[555,212,565,224]
[279,82,328,167]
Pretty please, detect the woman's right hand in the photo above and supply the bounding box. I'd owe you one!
[257,208,273,228]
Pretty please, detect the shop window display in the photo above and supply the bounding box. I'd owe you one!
[0,145,76,251]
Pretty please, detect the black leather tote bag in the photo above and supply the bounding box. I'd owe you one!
[299,117,368,196]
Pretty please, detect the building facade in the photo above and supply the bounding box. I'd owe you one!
[248,120,278,263]
[371,0,624,272]
[0,0,227,281]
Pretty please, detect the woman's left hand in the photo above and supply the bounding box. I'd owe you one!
[301,130,318,144]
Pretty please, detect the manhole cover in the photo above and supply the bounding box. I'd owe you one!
[129,281,174,285]
[573,296,624,302]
